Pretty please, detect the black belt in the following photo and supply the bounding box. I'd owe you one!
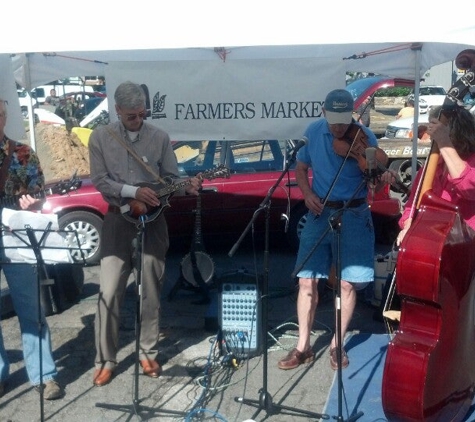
[107,205,122,214]
[324,198,367,209]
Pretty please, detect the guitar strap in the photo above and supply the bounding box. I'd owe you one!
[107,127,166,184]
[0,139,14,193]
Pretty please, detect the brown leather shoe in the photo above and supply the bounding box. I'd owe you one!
[329,347,349,370]
[140,359,161,378]
[277,348,314,370]
[93,368,113,387]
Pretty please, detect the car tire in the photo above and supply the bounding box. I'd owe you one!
[389,158,424,193]
[59,211,103,266]
[286,202,309,251]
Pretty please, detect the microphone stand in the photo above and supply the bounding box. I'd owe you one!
[229,150,326,420]
[96,216,187,420]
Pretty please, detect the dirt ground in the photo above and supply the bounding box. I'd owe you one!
[32,124,90,182]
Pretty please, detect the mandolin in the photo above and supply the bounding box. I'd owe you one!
[120,164,230,224]
[382,58,475,421]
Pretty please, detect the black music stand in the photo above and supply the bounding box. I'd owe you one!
[95,215,187,420]
[1,215,85,422]
[291,176,368,422]
[229,150,326,420]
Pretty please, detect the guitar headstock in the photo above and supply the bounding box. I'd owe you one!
[50,176,83,195]
[200,164,231,181]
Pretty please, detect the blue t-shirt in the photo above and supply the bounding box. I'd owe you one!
[296,119,378,201]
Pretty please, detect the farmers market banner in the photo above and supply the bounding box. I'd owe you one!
[107,58,344,140]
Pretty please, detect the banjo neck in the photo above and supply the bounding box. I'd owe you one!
[192,193,205,251]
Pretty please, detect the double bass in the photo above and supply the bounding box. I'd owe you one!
[382,51,475,421]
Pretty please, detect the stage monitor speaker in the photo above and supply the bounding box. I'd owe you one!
[218,268,262,359]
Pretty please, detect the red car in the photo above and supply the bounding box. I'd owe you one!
[41,139,401,265]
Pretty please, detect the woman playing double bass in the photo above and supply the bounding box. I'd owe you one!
[380,104,475,421]
[382,105,475,237]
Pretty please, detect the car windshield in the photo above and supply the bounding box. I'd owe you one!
[346,76,390,101]
[418,87,446,95]
[173,140,288,176]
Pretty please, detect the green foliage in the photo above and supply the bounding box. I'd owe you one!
[375,87,411,97]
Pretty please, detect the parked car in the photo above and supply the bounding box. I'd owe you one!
[17,88,66,125]
[383,114,430,140]
[56,91,106,121]
[32,107,66,125]
[346,75,416,110]
[407,85,447,114]
[40,139,401,265]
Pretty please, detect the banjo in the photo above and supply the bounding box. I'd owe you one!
[180,193,215,288]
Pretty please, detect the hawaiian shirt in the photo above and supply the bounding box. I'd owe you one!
[0,136,45,198]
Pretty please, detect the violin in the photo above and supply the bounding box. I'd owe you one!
[333,123,389,171]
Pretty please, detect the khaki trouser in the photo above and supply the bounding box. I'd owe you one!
[94,211,169,369]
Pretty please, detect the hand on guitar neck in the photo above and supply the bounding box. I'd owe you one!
[134,172,202,208]
[18,194,41,210]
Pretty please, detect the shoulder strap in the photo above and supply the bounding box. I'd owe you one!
[106,127,165,184]
[0,140,15,192]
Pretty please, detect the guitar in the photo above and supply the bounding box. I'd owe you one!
[382,57,475,421]
[0,177,82,209]
[181,193,215,288]
[120,164,230,224]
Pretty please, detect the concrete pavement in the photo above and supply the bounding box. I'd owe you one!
[0,237,390,422]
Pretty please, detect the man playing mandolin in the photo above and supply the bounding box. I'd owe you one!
[278,89,386,371]
[89,81,202,387]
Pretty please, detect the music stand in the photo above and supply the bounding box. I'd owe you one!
[229,152,326,420]
[1,210,85,422]
[95,215,187,420]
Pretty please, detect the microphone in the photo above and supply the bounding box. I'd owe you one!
[365,147,378,202]
[291,137,308,160]
[365,147,377,182]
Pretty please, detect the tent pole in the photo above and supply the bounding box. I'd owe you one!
[24,53,37,151]
[412,46,422,177]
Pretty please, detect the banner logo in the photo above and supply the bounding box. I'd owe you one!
[152,91,167,119]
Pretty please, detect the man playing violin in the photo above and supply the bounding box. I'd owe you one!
[278,89,382,371]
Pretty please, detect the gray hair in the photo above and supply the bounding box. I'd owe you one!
[114,81,146,109]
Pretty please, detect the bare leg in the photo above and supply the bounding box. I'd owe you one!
[296,277,319,352]
[330,280,356,349]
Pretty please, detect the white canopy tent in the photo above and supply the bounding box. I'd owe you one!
[2,1,475,167]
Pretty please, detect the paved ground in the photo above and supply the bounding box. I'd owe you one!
[0,236,391,422]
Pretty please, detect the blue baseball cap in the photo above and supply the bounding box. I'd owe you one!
[324,89,354,124]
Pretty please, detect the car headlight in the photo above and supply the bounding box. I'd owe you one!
[394,128,413,138]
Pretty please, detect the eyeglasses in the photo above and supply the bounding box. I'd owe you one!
[124,111,147,121]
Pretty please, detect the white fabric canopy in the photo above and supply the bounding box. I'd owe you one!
[3,2,475,147]
[9,41,475,90]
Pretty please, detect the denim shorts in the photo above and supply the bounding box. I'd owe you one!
[294,204,375,284]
